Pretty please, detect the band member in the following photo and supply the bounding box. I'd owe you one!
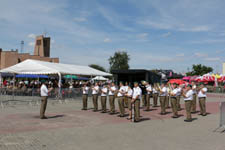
[40,80,53,119]
[165,83,170,108]
[182,85,193,122]
[159,83,167,115]
[131,82,142,122]
[92,82,99,112]
[191,81,197,113]
[145,82,152,111]
[82,82,89,110]
[170,83,179,118]
[176,85,182,111]
[124,82,129,108]
[198,84,207,116]
[108,82,117,114]
[117,82,126,117]
[101,84,108,113]
[152,84,159,107]
[126,85,133,120]
[140,81,147,107]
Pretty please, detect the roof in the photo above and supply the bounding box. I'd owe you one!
[0,59,112,76]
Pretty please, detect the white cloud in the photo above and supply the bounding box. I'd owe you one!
[28,42,35,46]
[204,57,221,61]
[73,17,87,22]
[194,52,208,57]
[103,38,111,43]
[176,53,185,57]
[27,33,36,39]
[137,33,148,38]
[161,32,171,37]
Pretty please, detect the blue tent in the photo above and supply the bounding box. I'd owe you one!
[16,74,49,78]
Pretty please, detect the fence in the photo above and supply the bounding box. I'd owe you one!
[0,87,83,108]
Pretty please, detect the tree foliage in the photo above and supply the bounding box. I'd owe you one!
[186,64,213,76]
[108,51,130,72]
[89,64,106,72]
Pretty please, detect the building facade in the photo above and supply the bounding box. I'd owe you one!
[0,35,59,69]
[223,63,225,74]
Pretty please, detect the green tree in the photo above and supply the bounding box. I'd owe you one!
[186,64,213,76]
[89,64,106,72]
[109,51,130,72]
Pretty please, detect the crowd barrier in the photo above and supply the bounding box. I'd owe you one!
[214,102,225,133]
[0,88,83,108]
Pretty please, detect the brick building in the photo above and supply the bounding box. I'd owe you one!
[0,35,59,69]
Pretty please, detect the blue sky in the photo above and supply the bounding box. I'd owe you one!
[0,0,225,73]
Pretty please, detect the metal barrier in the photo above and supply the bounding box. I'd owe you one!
[214,101,225,133]
[0,88,83,108]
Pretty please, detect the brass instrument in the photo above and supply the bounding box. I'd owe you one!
[168,83,173,96]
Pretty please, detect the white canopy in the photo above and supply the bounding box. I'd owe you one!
[92,76,109,81]
[0,59,112,76]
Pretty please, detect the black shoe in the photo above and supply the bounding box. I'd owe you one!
[184,119,192,122]
[202,114,207,116]
[41,116,48,119]
[93,110,98,112]
[81,108,87,111]
[172,116,178,118]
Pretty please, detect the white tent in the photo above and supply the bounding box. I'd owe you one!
[0,59,112,76]
[92,76,109,81]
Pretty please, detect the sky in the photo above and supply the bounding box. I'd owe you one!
[0,0,225,74]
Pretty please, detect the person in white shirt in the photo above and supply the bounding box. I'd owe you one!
[165,84,170,109]
[108,82,117,114]
[145,82,152,111]
[117,82,126,117]
[40,80,53,119]
[131,82,142,122]
[152,84,159,107]
[182,85,193,122]
[170,83,179,118]
[126,85,133,120]
[198,84,207,116]
[124,82,129,108]
[101,84,108,113]
[82,82,89,110]
[159,83,167,115]
[92,82,99,112]
[176,85,182,111]
[191,82,197,113]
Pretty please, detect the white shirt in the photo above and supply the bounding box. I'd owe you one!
[166,87,170,96]
[101,87,108,96]
[40,84,48,97]
[171,88,178,97]
[92,86,99,95]
[124,86,129,93]
[159,87,167,97]
[127,88,133,97]
[146,85,152,94]
[184,90,193,101]
[108,86,116,96]
[198,87,207,98]
[153,88,158,94]
[192,85,197,94]
[177,87,182,96]
[132,87,142,99]
[117,86,126,97]
[83,86,89,95]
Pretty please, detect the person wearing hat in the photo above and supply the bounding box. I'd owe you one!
[124,82,129,108]
[131,82,142,122]
[108,82,117,114]
[140,81,147,107]
[82,82,89,110]
[126,85,133,120]
[191,81,197,113]
[152,84,159,107]
[117,82,126,117]
[182,85,193,122]
[159,83,167,115]
[92,82,99,112]
[145,82,152,111]
[176,84,182,111]
[100,84,108,113]
[40,80,53,119]
[198,84,207,116]
[170,83,179,118]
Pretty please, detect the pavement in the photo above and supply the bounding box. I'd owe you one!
[0,95,225,150]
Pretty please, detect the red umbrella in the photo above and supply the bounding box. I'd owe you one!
[168,79,188,85]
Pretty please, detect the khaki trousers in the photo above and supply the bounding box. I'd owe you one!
[146,94,151,110]
[101,96,107,112]
[118,96,125,116]
[199,97,206,115]
[109,95,115,113]
[40,96,48,118]
[176,95,181,110]
[153,93,158,106]
[165,96,170,108]
[134,99,140,121]
[128,97,132,110]
[142,95,147,107]
[191,94,197,112]
[185,100,192,120]
[160,96,166,114]
[82,94,88,109]
[124,96,128,108]
[170,97,178,117]
[92,95,98,111]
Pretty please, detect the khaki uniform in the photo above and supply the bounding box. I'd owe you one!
[160,96,166,114]
[199,97,206,115]
[134,99,140,121]
[146,94,151,110]
[92,95,98,111]
[124,96,128,108]
[101,96,107,112]
[109,95,115,113]
[191,94,197,112]
[185,101,192,120]
[176,95,181,111]
[118,96,125,116]
[153,93,158,107]
[82,94,88,110]
[165,95,170,108]
[170,97,178,117]
[40,96,48,118]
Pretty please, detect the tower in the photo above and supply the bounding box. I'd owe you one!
[33,35,50,57]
